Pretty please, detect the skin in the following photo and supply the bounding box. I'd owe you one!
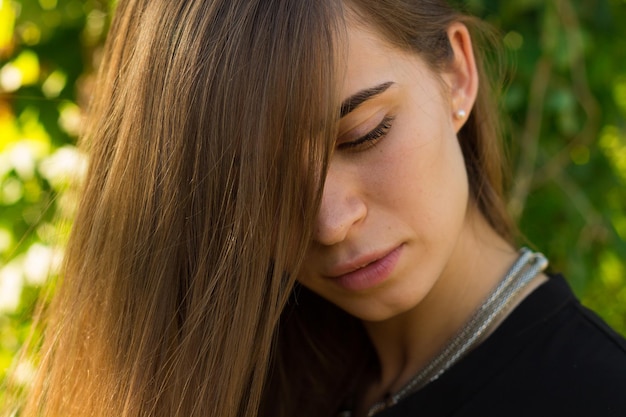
[298,19,547,415]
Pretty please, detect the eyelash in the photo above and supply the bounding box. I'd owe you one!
[338,116,395,151]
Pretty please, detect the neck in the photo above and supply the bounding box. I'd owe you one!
[357,208,544,414]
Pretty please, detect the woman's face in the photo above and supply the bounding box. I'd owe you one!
[298,21,476,322]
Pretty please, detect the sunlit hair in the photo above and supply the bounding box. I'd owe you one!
[14,1,514,416]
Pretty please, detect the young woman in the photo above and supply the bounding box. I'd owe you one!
[13,0,626,416]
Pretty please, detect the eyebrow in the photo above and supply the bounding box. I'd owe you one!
[340,81,394,118]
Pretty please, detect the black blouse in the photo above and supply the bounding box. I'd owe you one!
[353,275,626,417]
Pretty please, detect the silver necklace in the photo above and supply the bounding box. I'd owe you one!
[361,248,549,417]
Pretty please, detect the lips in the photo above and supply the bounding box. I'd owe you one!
[325,244,403,291]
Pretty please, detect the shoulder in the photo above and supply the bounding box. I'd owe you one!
[459,273,626,416]
[378,274,626,417]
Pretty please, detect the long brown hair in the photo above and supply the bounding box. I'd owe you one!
[14,1,513,416]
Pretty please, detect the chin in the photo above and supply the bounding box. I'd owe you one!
[329,286,430,323]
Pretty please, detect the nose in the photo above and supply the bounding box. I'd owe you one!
[314,165,367,246]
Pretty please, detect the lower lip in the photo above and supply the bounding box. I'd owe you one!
[331,245,403,292]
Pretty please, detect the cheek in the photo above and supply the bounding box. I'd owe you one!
[369,122,470,248]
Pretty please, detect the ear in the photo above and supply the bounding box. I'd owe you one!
[443,22,479,133]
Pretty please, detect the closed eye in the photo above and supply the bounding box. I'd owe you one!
[337,116,395,151]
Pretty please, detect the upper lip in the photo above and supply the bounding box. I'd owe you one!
[324,245,400,278]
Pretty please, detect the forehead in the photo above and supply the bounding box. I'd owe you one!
[338,19,431,102]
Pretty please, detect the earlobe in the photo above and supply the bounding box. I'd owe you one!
[445,22,479,132]
[454,109,467,121]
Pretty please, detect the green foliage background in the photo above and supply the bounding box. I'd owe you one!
[1,0,625,398]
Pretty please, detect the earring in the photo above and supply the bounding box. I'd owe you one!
[454,109,467,120]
